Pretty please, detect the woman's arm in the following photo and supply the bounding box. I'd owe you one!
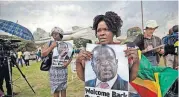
[129,60,140,81]
[42,41,56,57]
[76,59,85,81]
[124,48,140,82]
[64,58,72,67]
[76,50,92,81]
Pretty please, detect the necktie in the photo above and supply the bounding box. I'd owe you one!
[98,82,109,89]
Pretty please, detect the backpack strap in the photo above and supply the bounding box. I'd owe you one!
[48,41,53,54]
[48,41,53,47]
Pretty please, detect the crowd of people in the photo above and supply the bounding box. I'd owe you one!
[17,49,42,67]
[0,11,178,97]
[40,11,178,97]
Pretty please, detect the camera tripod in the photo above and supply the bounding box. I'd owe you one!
[1,51,35,97]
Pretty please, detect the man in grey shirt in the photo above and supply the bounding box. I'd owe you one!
[134,20,164,66]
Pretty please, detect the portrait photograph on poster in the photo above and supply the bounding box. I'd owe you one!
[85,44,129,97]
[51,41,73,67]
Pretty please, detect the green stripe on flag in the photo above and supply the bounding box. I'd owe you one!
[137,55,178,97]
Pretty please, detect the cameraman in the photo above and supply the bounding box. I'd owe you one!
[0,55,12,96]
[164,25,178,97]
[162,28,174,68]
[163,25,178,69]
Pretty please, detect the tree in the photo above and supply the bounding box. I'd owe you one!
[17,41,37,51]
[73,38,92,48]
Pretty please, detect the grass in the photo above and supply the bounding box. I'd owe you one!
[9,61,84,97]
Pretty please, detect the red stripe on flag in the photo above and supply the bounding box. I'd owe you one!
[130,82,157,97]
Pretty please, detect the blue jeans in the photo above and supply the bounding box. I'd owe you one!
[18,58,23,67]
[146,56,158,66]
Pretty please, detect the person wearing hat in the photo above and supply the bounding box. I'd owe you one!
[42,27,72,97]
[134,20,164,66]
[122,27,142,44]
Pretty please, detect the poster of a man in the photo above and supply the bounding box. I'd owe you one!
[85,44,129,94]
[57,42,70,60]
[52,41,73,67]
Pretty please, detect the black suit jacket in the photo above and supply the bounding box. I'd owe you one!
[85,75,128,91]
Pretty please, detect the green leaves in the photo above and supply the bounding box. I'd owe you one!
[73,38,92,48]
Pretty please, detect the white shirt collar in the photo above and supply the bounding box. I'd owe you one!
[95,74,118,89]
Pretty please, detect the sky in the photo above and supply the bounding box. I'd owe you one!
[0,1,178,38]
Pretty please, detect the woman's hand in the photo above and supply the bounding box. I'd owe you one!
[124,48,140,81]
[124,48,139,65]
[63,59,72,68]
[77,50,92,65]
[76,50,92,81]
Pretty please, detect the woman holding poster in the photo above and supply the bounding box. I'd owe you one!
[76,11,139,82]
[76,11,140,97]
[42,27,73,97]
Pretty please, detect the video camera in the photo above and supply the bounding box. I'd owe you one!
[0,39,20,57]
[0,39,20,67]
[0,39,19,49]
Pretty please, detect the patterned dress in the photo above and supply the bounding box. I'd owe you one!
[49,66,67,93]
[49,41,73,94]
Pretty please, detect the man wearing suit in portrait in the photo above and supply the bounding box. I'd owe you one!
[85,45,128,91]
